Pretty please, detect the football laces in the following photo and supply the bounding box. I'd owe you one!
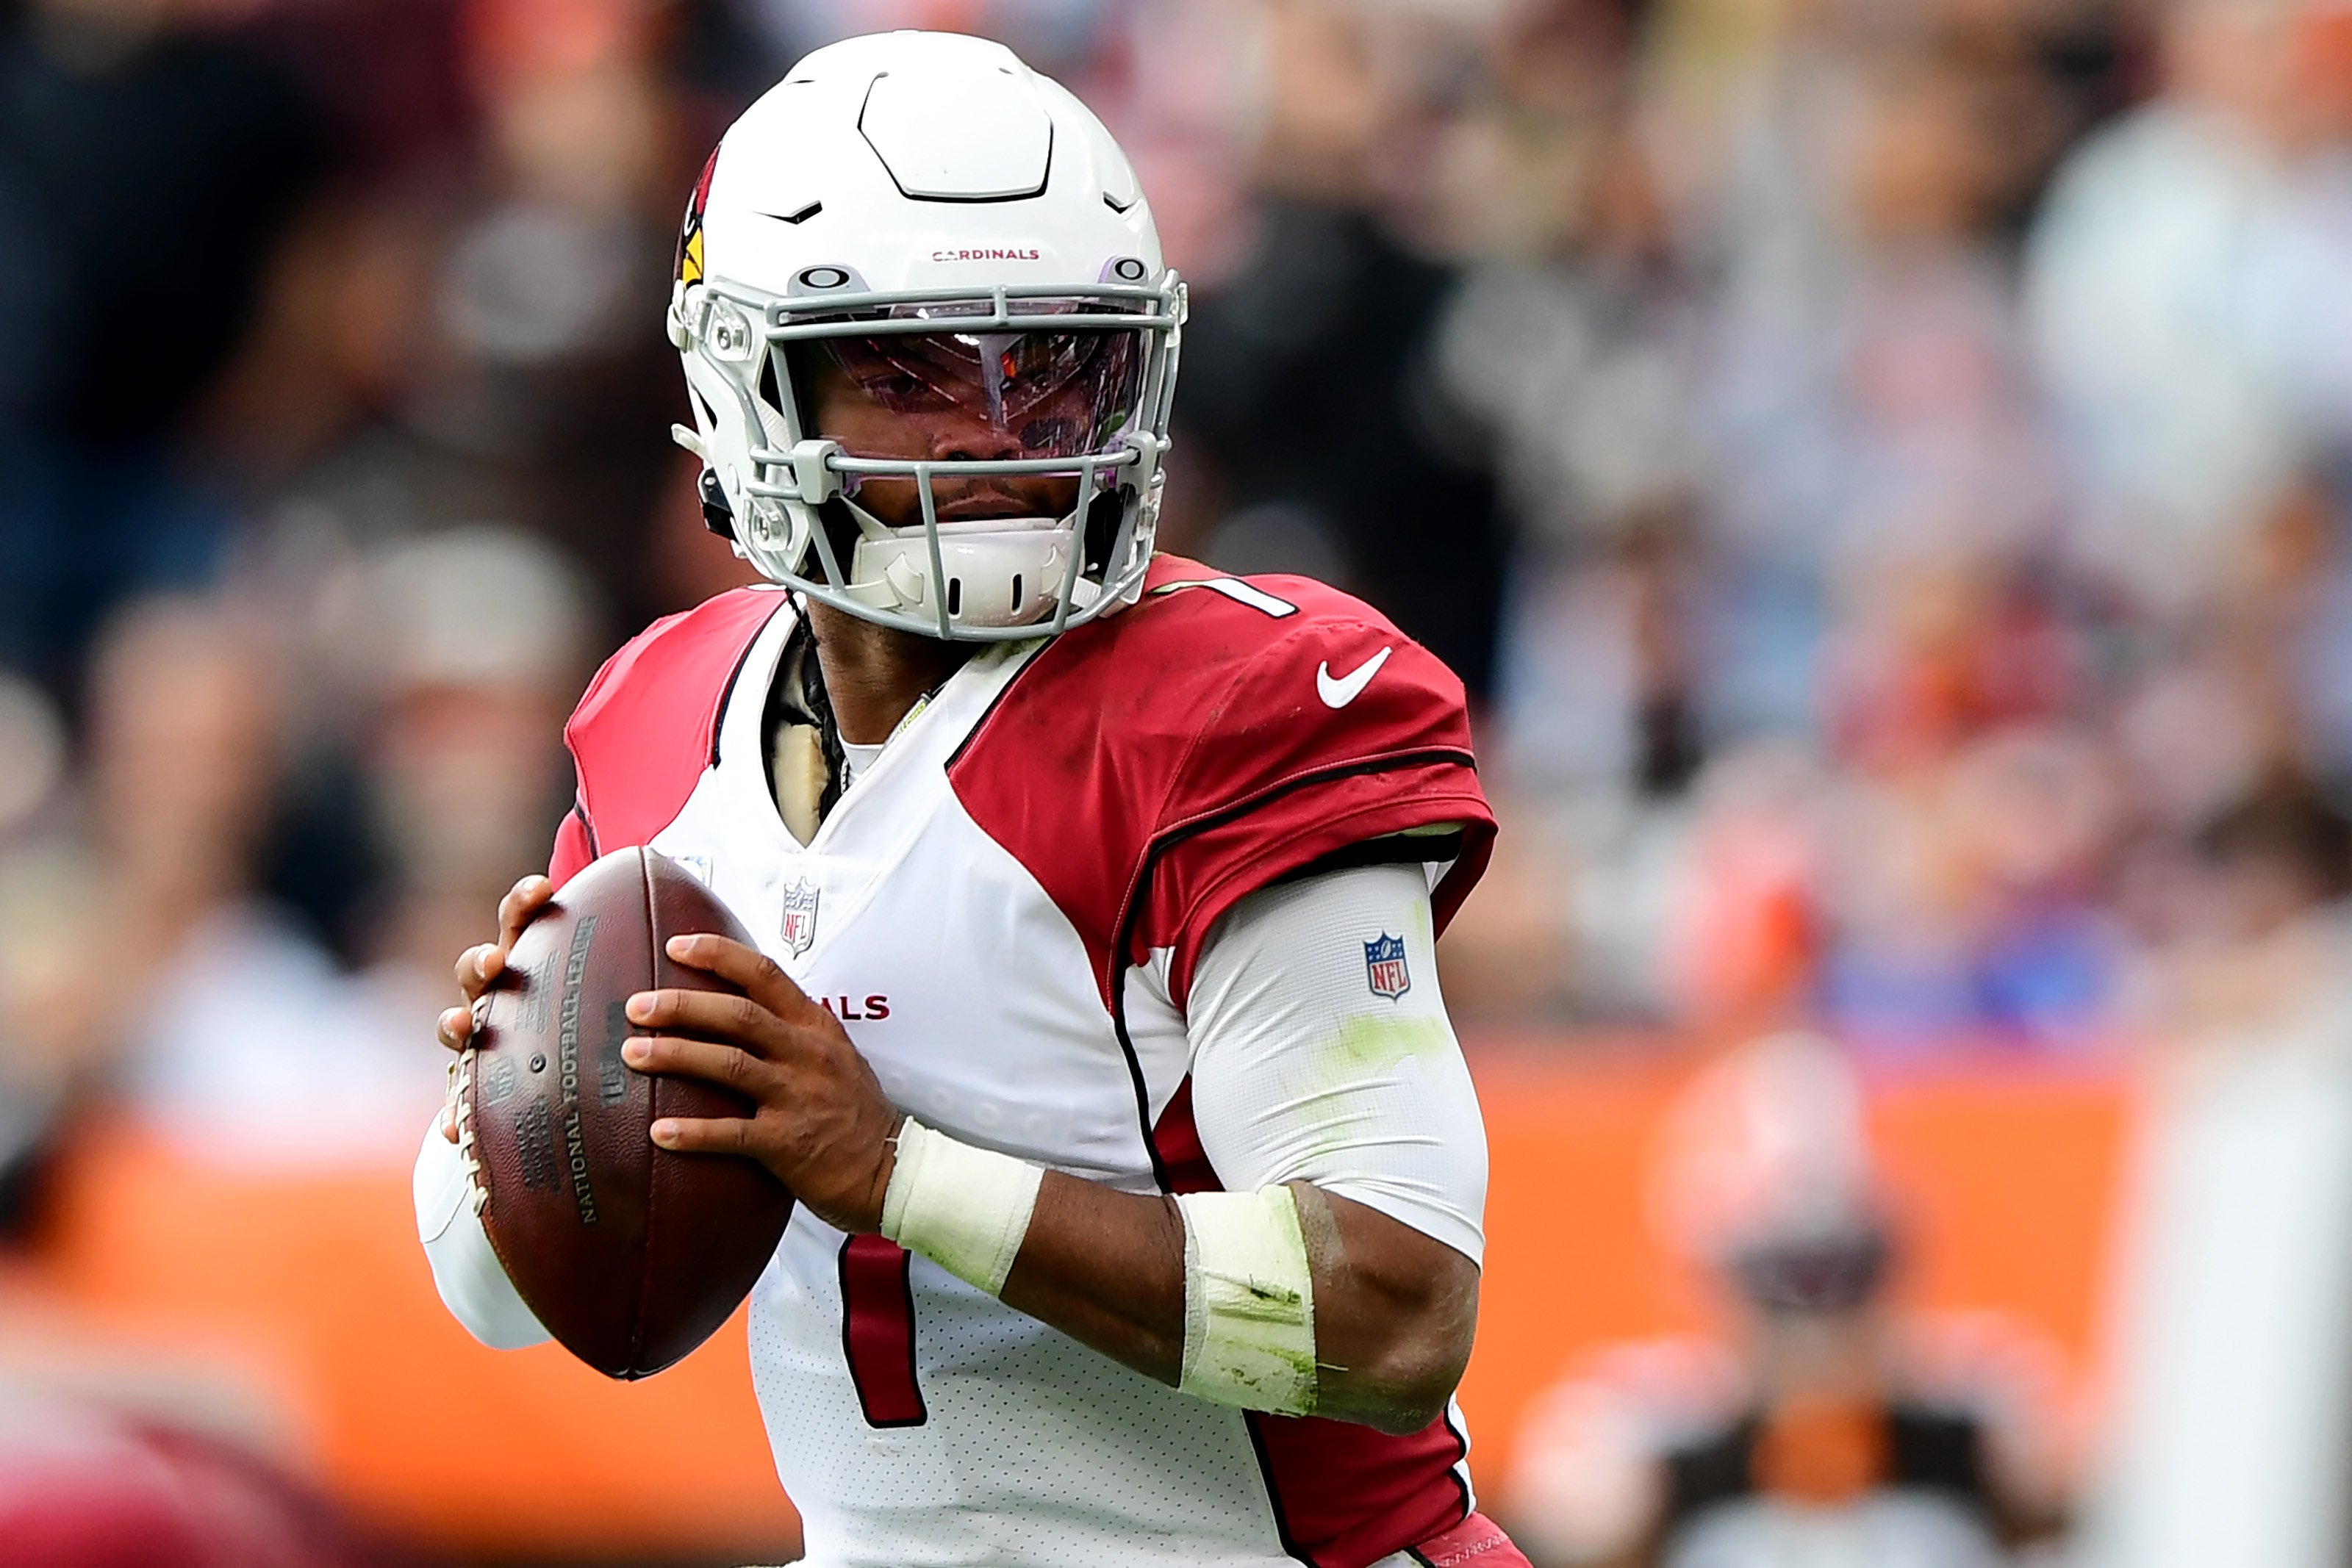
[453,1049,487,1215]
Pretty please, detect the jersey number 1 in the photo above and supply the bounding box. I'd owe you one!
[839,1235,927,1426]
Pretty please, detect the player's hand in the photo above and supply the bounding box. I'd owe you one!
[620,934,900,1235]
[436,874,557,1141]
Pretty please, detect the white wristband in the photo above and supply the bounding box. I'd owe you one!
[1177,1185,1319,1417]
[879,1117,1044,1298]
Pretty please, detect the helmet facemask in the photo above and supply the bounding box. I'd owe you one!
[674,275,1183,641]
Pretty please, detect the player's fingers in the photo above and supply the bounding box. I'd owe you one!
[625,987,784,1056]
[496,875,553,946]
[621,1033,769,1095]
[456,942,504,999]
[649,1115,756,1157]
[436,1004,476,1053]
[664,933,823,1024]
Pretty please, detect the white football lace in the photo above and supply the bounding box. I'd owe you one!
[454,1050,487,1215]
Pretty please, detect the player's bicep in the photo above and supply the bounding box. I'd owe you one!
[1183,860,1488,1265]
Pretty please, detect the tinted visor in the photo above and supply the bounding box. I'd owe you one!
[795,301,1147,461]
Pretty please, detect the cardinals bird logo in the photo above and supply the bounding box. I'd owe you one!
[678,143,717,287]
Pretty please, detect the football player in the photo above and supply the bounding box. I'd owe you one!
[415,31,1519,1568]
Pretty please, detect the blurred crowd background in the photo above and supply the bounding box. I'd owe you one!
[7,0,2352,1563]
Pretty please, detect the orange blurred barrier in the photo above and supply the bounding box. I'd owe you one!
[10,1047,2135,1558]
[24,1123,802,1563]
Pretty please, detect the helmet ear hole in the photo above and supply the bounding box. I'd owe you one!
[699,468,736,539]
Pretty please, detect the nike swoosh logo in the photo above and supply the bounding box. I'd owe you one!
[1317,646,1394,708]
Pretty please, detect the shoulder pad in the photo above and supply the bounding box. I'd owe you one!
[562,589,788,866]
[950,555,1494,1007]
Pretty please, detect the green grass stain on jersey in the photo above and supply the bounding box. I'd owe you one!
[1319,1013,1451,1074]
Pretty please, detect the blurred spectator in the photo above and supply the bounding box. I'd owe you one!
[80,597,436,1165]
[2073,769,2352,1568]
[2026,0,2352,615]
[327,526,590,1062]
[0,840,110,1232]
[0,670,67,838]
[1438,0,2165,1044]
[1502,1034,2068,1566]
[197,0,745,663]
[0,595,450,1182]
[0,0,332,698]
[1177,0,1512,699]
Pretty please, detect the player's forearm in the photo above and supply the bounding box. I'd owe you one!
[999,1174,1188,1384]
[992,1170,1474,1433]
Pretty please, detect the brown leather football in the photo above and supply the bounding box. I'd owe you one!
[462,846,794,1378]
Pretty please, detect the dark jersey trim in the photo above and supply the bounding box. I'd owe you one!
[1107,974,1174,1193]
[1272,829,1467,887]
[942,639,1050,773]
[707,596,786,769]
[1439,1404,1474,1522]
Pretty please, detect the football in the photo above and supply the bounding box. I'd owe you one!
[462,846,794,1378]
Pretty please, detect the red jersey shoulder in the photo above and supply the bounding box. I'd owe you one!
[1126,558,1477,828]
[950,555,1494,1007]
[551,587,788,883]
[956,554,1474,805]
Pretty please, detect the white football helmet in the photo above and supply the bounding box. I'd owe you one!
[667,31,1182,640]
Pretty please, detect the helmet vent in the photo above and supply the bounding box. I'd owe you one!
[771,201,823,225]
[1104,193,1138,215]
[947,577,964,617]
[1011,573,1023,609]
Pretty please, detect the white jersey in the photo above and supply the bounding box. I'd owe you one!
[433,557,1505,1567]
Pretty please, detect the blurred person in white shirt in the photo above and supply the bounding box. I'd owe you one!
[328,526,593,1121]
[71,597,426,1166]
[2075,770,2352,1568]
[2025,0,2352,616]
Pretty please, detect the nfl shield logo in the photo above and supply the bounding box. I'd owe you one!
[781,879,821,957]
[1364,934,1410,1000]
